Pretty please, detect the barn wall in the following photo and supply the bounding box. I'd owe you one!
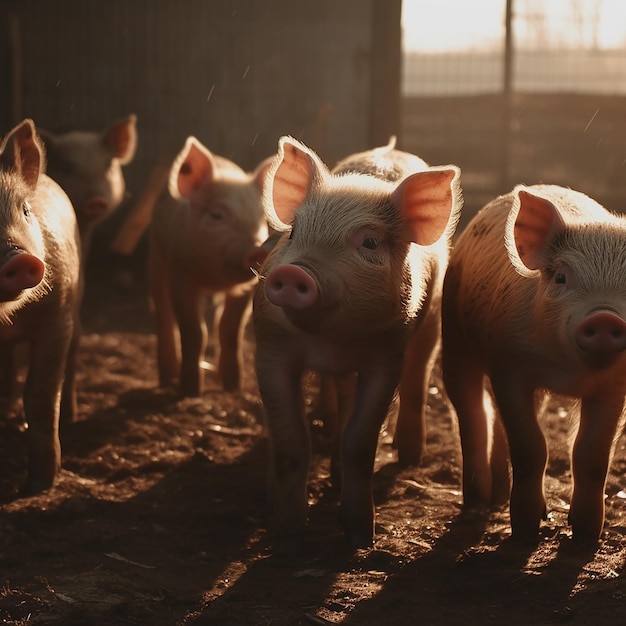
[2,0,401,214]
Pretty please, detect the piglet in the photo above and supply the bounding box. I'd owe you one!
[253,136,462,552]
[442,184,626,543]
[149,137,270,396]
[39,115,137,261]
[0,119,82,494]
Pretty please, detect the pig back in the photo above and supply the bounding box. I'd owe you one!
[333,142,429,182]
[445,191,530,349]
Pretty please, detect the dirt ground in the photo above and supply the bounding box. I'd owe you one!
[1,255,626,626]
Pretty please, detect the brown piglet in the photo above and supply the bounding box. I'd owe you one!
[0,119,82,494]
[253,136,462,553]
[442,184,626,544]
[149,136,271,397]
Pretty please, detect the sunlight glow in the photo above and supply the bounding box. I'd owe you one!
[402,0,626,52]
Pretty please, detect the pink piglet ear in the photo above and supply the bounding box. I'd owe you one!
[103,114,137,164]
[392,165,462,246]
[168,136,216,200]
[506,186,566,275]
[0,118,44,189]
[264,136,326,230]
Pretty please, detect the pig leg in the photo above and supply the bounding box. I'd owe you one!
[442,270,507,508]
[394,307,441,466]
[317,373,339,437]
[490,373,547,538]
[441,310,496,509]
[21,321,72,494]
[256,354,309,554]
[0,349,15,399]
[216,289,252,391]
[569,396,625,542]
[171,280,206,397]
[60,317,81,424]
[149,246,180,388]
[329,373,357,488]
[340,364,402,547]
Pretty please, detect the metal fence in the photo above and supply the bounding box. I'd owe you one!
[402,0,626,97]
[400,0,626,226]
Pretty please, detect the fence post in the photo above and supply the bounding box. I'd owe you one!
[369,0,402,147]
[500,0,514,192]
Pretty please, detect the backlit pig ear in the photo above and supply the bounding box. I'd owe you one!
[264,136,324,230]
[392,165,462,246]
[103,114,137,164]
[0,118,43,189]
[506,186,566,276]
[169,136,216,200]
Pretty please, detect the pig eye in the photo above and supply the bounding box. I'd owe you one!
[362,236,379,250]
[207,205,228,222]
[22,201,31,218]
[555,272,566,284]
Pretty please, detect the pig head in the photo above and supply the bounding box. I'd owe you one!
[39,114,137,259]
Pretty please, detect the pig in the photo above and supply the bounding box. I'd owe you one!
[148,136,271,397]
[253,136,462,552]
[0,119,82,494]
[441,184,626,543]
[39,114,137,262]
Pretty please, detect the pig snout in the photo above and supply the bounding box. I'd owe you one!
[574,310,626,359]
[265,264,319,309]
[83,196,110,219]
[245,246,270,275]
[0,252,45,301]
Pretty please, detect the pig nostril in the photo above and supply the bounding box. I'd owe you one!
[297,284,308,294]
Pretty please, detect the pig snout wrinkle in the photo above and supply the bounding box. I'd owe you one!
[265,264,318,309]
[575,310,626,355]
[0,253,45,300]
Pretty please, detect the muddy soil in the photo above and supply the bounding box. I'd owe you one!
[1,259,625,625]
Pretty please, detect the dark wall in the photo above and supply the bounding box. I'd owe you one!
[2,0,401,201]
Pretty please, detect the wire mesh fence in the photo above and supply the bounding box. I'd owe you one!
[400,0,626,223]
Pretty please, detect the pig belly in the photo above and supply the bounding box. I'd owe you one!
[0,321,27,344]
[303,340,363,375]
[536,360,626,398]
[482,337,626,400]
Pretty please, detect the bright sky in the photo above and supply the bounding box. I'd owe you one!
[402,0,626,52]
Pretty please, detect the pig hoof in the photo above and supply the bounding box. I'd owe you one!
[509,526,541,545]
[344,528,374,550]
[220,377,240,392]
[19,478,54,499]
[396,447,423,468]
[568,533,600,554]
[460,504,491,523]
[272,532,305,557]
[179,385,201,398]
